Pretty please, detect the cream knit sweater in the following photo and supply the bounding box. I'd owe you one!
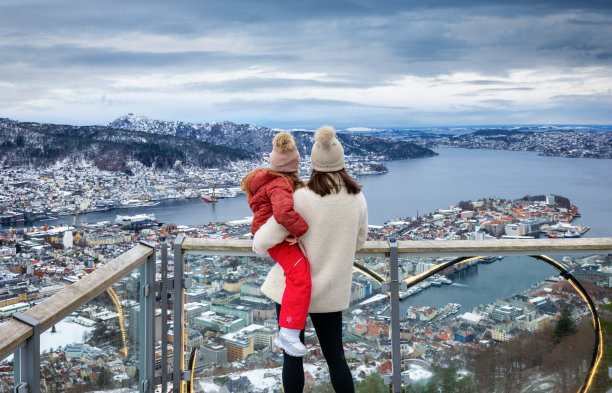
[254,185,368,313]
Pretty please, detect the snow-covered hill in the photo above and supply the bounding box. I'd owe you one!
[108,114,276,154]
[108,114,437,160]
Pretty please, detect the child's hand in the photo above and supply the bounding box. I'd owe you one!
[284,236,298,245]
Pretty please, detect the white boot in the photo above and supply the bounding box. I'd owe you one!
[274,327,307,357]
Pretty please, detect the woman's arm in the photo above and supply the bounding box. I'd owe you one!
[252,216,290,255]
[356,196,368,251]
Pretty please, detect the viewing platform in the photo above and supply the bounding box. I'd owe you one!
[1,237,611,393]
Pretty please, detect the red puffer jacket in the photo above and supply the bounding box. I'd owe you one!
[247,169,308,237]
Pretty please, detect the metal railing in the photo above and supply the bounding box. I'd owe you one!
[183,237,612,393]
[0,242,158,393]
[0,237,611,393]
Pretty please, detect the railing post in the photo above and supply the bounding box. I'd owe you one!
[139,242,156,393]
[12,313,41,393]
[160,242,170,389]
[389,238,402,393]
[173,235,186,393]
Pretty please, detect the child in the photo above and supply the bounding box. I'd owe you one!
[240,132,311,357]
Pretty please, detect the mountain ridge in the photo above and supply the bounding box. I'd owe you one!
[107,113,437,160]
[0,118,256,173]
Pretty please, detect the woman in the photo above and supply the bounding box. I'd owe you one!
[253,125,368,393]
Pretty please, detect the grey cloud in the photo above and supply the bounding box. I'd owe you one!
[0,44,287,70]
[475,87,535,93]
[214,97,409,111]
[210,97,414,128]
[461,80,514,86]
[1,0,611,126]
[477,99,516,106]
[184,78,379,93]
[2,1,611,78]
[452,87,534,97]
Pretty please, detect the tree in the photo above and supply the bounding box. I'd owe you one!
[553,306,577,343]
[457,201,474,211]
[356,373,387,393]
[96,367,113,388]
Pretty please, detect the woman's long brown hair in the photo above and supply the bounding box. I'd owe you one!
[240,168,304,196]
[306,169,361,196]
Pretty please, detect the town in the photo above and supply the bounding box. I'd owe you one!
[0,157,386,226]
[400,129,612,159]
[0,185,607,391]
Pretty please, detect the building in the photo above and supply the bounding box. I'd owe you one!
[185,303,208,326]
[210,303,253,325]
[0,302,29,317]
[222,334,253,363]
[491,326,513,342]
[454,327,476,343]
[201,343,227,366]
[573,268,612,286]
[220,324,268,362]
[240,279,264,297]
[223,277,247,293]
[194,311,245,334]
[238,295,276,322]
[491,305,523,322]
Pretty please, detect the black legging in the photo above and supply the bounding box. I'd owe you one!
[276,303,355,393]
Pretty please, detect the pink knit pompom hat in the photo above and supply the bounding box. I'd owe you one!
[269,132,300,172]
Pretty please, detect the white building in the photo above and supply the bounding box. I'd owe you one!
[63,230,73,249]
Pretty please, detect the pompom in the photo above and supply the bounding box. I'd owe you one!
[315,126,336,146]
[273,132,296,152]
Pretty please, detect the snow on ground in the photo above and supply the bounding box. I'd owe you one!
[2,319,95,363]
[359,293,388,305]
[197,362,328,393]
[405,364,433,381]
[196,360,433,392]
[226,216,253,226]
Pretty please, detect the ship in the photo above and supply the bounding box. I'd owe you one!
[119,199,160,208]
[201,187,217,203]
[201,195,217,203]
[544,222,590,238]
[115,213,162,229]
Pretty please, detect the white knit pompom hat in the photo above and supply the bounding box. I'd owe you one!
[311,126,344,172]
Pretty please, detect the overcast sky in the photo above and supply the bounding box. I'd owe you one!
[1,0,611,128]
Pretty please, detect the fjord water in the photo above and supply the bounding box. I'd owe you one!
[360,148,612,237]
[67,148,612,236]
[46,148,612,311]
[356,148,612,310]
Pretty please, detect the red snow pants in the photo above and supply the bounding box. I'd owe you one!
[268,241,311,330]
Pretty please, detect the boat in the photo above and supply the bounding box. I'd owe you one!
[576,223,590,234]
[201,195,217,203]
[564,230,580,238]
[201,187,218,203]
[439,276,452,285]
[480,256,498,264]
[546,231,563,238]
